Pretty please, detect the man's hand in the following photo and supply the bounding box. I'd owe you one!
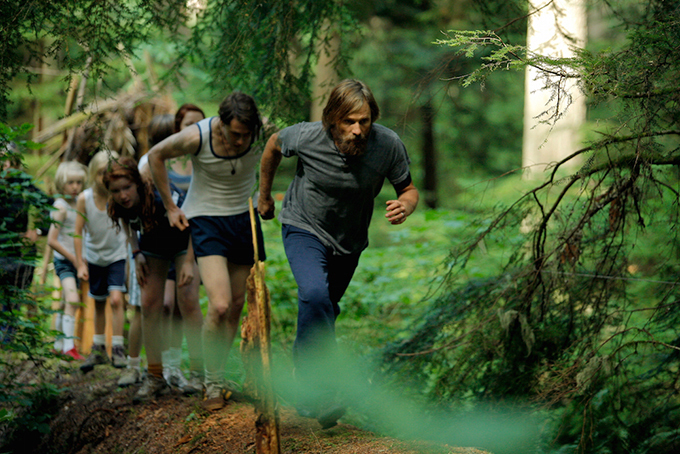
[258,193,276,220]
[167,206,190,231]
[386,199,408,225]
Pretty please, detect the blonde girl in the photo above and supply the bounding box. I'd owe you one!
[74,150,128,373]
[48,160,88,359]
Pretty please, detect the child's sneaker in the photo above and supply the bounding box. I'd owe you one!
[181,371,204,396]
[118,367,143,387]
[80,344,110,373]
[165,366,190,389]
[64,347,84,360]
[133,375,170,404]
[111,345,127,369]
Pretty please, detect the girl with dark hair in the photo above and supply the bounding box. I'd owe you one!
[104,156,204,402]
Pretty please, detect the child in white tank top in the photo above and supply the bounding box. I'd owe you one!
[74,150,128,373]
[47,160,87,360]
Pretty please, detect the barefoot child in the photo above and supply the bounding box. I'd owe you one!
[47,160,88,359]
[74,150,128,373]
[105,156,204,402]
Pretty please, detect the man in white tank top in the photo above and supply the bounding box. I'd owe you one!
[148,92,266,409]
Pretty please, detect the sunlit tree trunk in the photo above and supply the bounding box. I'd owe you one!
[522,0,587,179]
[310,20,340,122]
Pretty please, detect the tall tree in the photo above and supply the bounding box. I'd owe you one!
[522,0,587,179]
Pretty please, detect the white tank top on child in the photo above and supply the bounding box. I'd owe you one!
[83,188,127,266]
[51,198,78,261]
[182,117,260,219]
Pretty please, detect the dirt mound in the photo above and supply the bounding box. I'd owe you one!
[3,361,484,454]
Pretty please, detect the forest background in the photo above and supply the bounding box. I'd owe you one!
[2,1,680,453]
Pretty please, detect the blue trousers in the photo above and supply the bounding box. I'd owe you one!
[282,224,360,366]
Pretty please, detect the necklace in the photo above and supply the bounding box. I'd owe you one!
[216,120,237,175]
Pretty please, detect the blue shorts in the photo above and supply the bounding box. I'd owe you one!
[88,259,127,300]
[189,212,266,265]
[54,257,78,283]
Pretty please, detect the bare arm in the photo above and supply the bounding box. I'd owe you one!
[385,182,419,225]
[47,204,77,265]
[73,193,88,280]
[148,125,201,231]
[257,133,283,220]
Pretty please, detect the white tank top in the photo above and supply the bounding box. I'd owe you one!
[182,117,260,219]
[83,188,127,266]
[51,198,78,261]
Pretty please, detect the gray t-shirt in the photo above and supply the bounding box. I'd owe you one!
[278,121,411,255]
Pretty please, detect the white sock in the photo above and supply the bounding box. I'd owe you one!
[62,314,76,352]
[205,369,223,385]
[127,355,141,371]
[93,334,106,347]
[169,347,182,369]
[161,349,172,368]
[112,335,124,347]
[53,313,63,351]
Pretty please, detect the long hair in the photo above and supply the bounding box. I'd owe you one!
[322,79,380,131]
[175,104,206,133]
[103,156,156,232]
[218,92,262,140]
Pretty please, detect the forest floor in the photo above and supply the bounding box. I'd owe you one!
[2,358,489,454]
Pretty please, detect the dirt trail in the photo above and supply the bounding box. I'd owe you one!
[3,361,486,454]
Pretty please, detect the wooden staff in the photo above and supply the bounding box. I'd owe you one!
[241,197,280,454]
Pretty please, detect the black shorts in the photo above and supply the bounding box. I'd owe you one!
[139,223,190,261]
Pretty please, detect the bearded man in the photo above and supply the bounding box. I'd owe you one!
[258,79,419,429]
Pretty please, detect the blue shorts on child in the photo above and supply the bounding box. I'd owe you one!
[88,259,127,300]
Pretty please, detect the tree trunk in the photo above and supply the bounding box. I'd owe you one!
[310,19,340,122]
[522,0,587,179]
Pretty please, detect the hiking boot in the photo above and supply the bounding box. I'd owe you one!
[64,347,84,361]
[111,345,127,368]
[181,370,204,396]
[80,345,110,373]
[133,374,170,404]
[165,366,190,389]
[201,382,232,411]
[317,404,346,429]
[118,367,143,387]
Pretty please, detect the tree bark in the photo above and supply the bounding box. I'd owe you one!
[310,19,340,122]
[522,0,587,179]
[240,199,280,454]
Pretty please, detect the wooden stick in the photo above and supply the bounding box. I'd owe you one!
[242,198,280,454]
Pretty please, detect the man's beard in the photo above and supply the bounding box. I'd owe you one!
[332,127,369,156]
